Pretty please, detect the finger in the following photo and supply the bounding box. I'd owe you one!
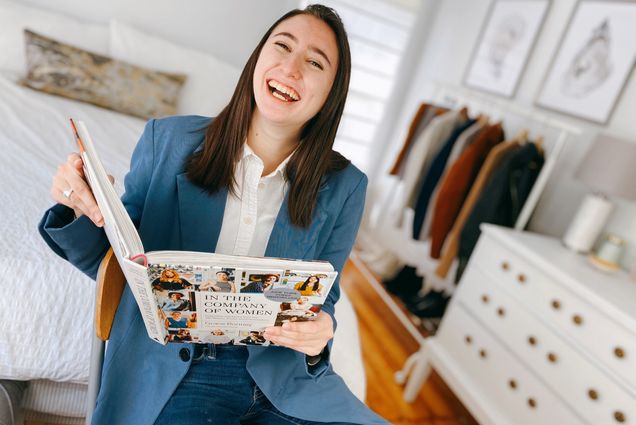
[67,153,84,175]
[265,326,325,343]
[281,320,329,337]
[63,166,102,223]
[266,336,321,356]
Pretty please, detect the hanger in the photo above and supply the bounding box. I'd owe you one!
[459,105,469,120]
[534,134,545,155]
[515,128,529,144]
[477,113,490,126]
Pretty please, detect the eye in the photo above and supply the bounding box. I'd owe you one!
[275,41,290,51]
[308,60,324,70]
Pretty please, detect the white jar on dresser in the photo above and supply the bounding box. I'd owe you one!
[401,224,636,424]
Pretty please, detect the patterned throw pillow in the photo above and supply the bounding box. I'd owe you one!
[21,29,186,119]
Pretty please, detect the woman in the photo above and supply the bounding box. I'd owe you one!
[294,275,324,296]
[199,269,236,292]
[39,4,387,425]
[152,268,193,291]
[241,273,278,293]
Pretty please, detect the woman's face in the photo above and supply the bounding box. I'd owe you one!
[309,276,318,283]
[253,14,338,130]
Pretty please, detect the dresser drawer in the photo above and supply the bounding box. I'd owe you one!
[435,301,582,425]
[456,267,636,425]
[470,234,636,390]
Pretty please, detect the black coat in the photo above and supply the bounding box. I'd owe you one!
[456,143,544,282]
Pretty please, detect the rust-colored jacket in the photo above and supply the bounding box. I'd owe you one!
[429,123,504,258]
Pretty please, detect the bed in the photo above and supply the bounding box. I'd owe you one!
[0,2,366,424]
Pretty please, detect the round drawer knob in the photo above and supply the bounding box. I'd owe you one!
[508,379,517,390]
[517,274,527,284]
[501,261,510,271]
[481,294,489,304]
[527,397,537,409]
[587,388,599,401]
[551,299,561,310]
[497,307,506,317]
[528,335,537,346]
[465,335,472,345]
[614,347,626,359]
[479,349,487,359]
[614,411,626,423]
[547,352,558,363]
[572,314,584,326]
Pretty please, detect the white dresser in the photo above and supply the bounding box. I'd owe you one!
[403,224,636,424]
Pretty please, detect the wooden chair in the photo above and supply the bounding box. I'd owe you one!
[86,248,125,425]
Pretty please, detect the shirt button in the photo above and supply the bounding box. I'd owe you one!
[179,348,191,362]
[244,217,253,225]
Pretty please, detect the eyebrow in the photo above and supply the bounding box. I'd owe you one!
[273,31,332,67]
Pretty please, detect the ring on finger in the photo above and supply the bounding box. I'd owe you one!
[63,188,74,199]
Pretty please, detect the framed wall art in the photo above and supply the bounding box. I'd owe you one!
[535,0,636,124]
[463,0,550,98]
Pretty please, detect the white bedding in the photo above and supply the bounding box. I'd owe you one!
[0,74,145,383]
[0,76,366,401]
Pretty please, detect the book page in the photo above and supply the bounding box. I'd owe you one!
[71,119,144,260]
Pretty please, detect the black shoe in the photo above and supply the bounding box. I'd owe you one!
[383,266,423,300]
[405,290,450,318]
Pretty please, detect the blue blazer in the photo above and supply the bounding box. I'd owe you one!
[38,115,388,425]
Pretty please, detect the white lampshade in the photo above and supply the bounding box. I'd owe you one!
[574,134,636,201]
[563,134,636,253]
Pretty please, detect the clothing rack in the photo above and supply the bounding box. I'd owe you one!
[355,81,582,401]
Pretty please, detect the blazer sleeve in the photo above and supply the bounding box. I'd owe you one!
[306,172,367,378]
[37,119,156,280]
[318,172,367,325]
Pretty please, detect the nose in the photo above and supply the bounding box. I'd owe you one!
[281,53,302,80]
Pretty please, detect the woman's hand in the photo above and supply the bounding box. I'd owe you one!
[263,311,333,356]
[50,153,113,227]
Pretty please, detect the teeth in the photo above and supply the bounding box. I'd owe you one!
[271,91,288,102]
[267,80,300,100]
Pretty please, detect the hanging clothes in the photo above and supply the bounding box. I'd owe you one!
[417,119,487,241]
[388,104,448,177]
[411,118,477,239]
[455,142,545,282]
[400,110,467,218]
[434,140,521,278]
[428,123,505,258]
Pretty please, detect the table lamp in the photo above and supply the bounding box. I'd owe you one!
[563,134,636,253]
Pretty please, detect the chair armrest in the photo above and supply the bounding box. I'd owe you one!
[95,248,125,341]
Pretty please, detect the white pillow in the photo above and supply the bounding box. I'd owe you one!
[0,0,109,77]
[109,20,241,117]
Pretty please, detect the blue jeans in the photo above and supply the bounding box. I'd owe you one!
[154,344,354,425]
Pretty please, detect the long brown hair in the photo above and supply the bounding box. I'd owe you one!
[186,4,351,228]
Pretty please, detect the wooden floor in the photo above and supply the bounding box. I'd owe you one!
[340,258,478,425]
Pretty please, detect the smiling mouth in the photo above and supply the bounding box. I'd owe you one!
[267,79,300,102]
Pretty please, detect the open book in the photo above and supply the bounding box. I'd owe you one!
[70,119,337,345]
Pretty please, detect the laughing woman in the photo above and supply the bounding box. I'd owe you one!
[39,4,388,425]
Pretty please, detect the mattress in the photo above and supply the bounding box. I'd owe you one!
[0,74,145,383]
[0,74,366,407]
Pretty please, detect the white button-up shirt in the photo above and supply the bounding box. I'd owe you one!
[215,143,293,257]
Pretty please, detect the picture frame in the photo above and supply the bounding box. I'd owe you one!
[463,0,551,98]
[535,0,636,124]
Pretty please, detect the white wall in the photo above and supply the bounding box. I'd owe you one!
[19,0,298,67]
[371,0,636,269]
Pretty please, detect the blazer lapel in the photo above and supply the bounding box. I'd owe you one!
[176,172,227,252]
[265,181,329,260]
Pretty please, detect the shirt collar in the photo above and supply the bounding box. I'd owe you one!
[243,143,296,178]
